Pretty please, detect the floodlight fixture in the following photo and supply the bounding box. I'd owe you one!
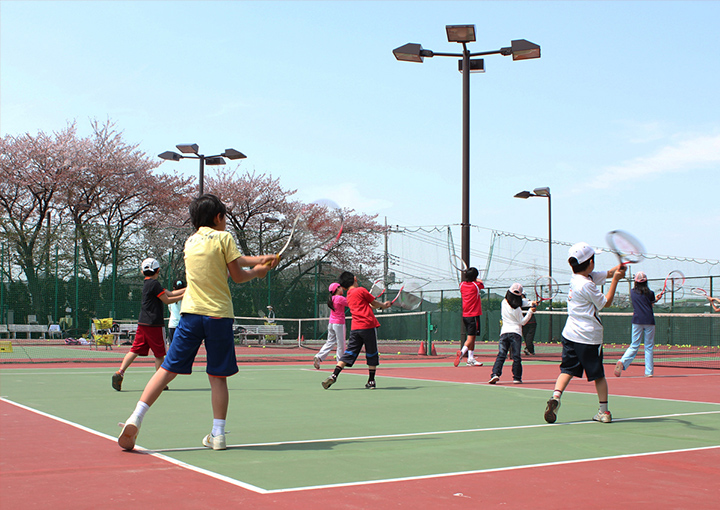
[392,43,433,63]
[205,156,226,166]
[176,143,199,154]
[510,39,541,61]
[158,151,182,162]
[446,24,476,43]
[222,148,247,160]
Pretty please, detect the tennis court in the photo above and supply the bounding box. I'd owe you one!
[2,356,719,509]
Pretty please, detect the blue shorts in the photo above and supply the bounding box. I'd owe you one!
[559,336,605,381]
[339,328,379,367]
[161,314,238,377]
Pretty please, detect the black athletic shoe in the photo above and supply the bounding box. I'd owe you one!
[112,372,123,391]
[544,398,561,424]
[322,376,335,389]
[365,380,376,389]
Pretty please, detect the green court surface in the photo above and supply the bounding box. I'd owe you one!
[2,365,719,492]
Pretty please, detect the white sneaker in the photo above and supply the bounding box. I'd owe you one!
[203,433,227,450]
[118,415,141,451]
[466,359,483,366]
[488,375,500,384]
[593,411,612,423]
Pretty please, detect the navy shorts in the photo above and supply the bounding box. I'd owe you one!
[559,336,605,381]
[339,328,379,367]
[462,316,481,336]
[161,314,238,377]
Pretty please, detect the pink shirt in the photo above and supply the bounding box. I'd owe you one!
[329,295,348,324]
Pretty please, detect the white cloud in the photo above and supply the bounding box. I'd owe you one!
[585,133,720,189]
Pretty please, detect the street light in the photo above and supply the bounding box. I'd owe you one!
[394,26,540,268]
[514,186,553,340]
[158,144,247,196]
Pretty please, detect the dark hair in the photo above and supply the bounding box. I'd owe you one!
[327,290,336,311]
[142,268,159,277]
[505,290,523,309]
[569,254,594,274]
[634,280,651,296]
[189,194,227,230]
[338,271,355,289]
[463,267,479,282]
[173,279,186,290]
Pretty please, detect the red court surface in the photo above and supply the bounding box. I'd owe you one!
[2,359,719,509]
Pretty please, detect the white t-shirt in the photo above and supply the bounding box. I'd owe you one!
[500,299,534,336]
[562,271,608,345]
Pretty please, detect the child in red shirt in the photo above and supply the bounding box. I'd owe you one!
[454,267,485,367]
[322,271,391,389]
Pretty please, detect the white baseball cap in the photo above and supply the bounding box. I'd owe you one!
[509,283,524,296]
[141,258,160,272]
[568,242,595,264]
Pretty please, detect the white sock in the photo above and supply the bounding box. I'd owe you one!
[468,350,474,360]
[212,419,226,437]
[461,346,469,356]
[131,401,150,424]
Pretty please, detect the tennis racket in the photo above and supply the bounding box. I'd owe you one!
[534,275,560,303]
[691,287,710,299]
[656,270,685,299]
[370,279,386,298]
[391,280,423,310]
[273,199,344,263]
[605,230,645,265]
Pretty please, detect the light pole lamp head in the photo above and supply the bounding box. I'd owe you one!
[393,43,434,63]
[510,39,541,61]
[176,143,200,155]
[222,148,247,160]
[158,151,183,161]
[514,191,532,199]
[533,186,550,197]
[446,24,476,43]
[205,156,226,166]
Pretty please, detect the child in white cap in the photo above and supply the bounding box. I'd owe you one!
[614,271,661,377]
[488,283,536,384]
[544,242,625,424]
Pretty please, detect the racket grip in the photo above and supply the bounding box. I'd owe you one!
[264,254,280,267]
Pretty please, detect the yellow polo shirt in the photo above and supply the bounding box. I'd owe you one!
[181,227,242,319]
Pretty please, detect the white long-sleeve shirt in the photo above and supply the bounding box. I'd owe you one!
[500,299,535,336]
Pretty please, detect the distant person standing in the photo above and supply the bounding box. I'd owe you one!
[615,272,661,378]
[167,279,186,346]
[453,267,485,367]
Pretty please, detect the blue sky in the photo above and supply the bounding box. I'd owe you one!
[2,1,719,284]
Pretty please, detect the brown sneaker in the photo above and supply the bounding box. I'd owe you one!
[112,372,123,391]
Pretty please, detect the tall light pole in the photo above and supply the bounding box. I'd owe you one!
[514,187,553,340]
[394,26,540,268]
[159,144,247,196]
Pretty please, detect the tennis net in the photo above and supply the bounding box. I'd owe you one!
[529,311,720,369]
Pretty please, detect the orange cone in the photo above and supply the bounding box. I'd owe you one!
[418,342,427,355]
[430,343,437,356]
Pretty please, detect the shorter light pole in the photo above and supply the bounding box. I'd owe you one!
[159,144,246,196]
[514,187,553,340]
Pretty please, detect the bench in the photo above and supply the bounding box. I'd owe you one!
[235,324,287,345]
[7,324,48,339]
[0,324,8,339]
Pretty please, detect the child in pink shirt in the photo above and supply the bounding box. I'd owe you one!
[313,282,348,369]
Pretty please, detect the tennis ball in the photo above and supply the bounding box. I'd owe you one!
[262,346,265,349]
[397,351,401,355]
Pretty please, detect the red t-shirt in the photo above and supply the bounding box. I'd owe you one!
[347,286,380,330]
[460,280,484,317]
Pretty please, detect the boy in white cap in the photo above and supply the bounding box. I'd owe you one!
[488,283,536,384]
[544,242,625,424]
[112,258,186,391]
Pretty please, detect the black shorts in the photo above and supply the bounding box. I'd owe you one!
[339,328,379,367]
[462,316,481,336]
[559,336,605,381]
